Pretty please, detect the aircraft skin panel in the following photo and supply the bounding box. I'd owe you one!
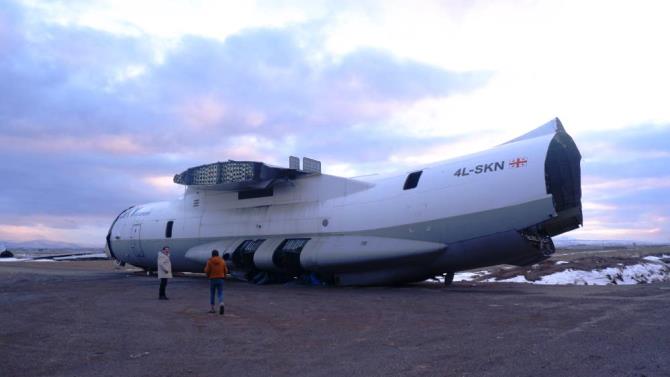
[189,173,372,210]
[325,133,553,231]
[171,131,555,240]
[111,196,553,270]
[183,239,239,264]
[252,237,288,270]
[299,236,446,271]
[502,117,563,145]
[108,118,582,285]
[362,196,555,243]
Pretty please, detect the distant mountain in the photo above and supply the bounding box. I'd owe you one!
[554,238,662,248]
[1,239,100,250]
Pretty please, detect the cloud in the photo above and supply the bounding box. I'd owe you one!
[583,177,670,200]
[571,208,668,242]
[2,0,667,245]
[574,125,670,242]
[21,0,318,40]
[0,222,107,246]
[578,125,670,179]
[0,1,488,244]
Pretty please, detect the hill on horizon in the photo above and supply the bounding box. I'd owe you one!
[0,239,103,250]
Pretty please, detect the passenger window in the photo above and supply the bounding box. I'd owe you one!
[165,221,174,238]
[403,171,423,190]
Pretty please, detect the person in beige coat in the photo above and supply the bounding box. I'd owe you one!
[157,246,173,300]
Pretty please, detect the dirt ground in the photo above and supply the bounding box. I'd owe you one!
[2,259,670,377]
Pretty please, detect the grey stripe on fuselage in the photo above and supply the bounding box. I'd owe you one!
[113,196,555,272]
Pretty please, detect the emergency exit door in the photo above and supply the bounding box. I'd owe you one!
[129,224,144,258]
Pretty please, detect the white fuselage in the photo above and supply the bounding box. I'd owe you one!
[107,119,582,285]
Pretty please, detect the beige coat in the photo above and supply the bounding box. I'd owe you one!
[157,251,173,279]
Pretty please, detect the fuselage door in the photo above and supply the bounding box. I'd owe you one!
[129,224,144,258]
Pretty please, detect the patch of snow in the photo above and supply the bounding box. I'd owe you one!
[490,263,670,285]
[0,252,107,262]
[0,257,55,263]
[53,253,108,261]
[643,255,670,262]
[454,271,487,282]
[0,257,26,262]
[492,275,529,283]
[429,256,670,286]
[428,271,490,283]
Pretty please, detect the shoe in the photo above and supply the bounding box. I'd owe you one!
[219,305,224,315]
[208,309,215,313]
[159,296,169,300]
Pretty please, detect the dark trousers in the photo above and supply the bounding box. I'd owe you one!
[159,278,168,298]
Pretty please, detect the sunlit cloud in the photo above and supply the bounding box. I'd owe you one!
[21,0,316,40]
[0,221,107,246]
[324,0,670,134]
[581,201,618,211]
[582,142,670,165]
[568,207,670,243]
[143,175,184,197]
[176,95,228,128]
[224,134,279,163]
[1,135,148,155]
[111,64,147,85]
[582,177,670,199]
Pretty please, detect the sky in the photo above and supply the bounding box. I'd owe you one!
[1,0,669,246]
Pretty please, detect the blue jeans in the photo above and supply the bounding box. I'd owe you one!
[209,279,224,305]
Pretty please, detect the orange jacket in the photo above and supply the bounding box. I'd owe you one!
[204,256,228,279]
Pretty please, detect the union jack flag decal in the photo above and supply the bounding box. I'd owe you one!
[509,157,528,168]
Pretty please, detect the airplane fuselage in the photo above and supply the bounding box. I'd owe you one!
[106,119,582,285]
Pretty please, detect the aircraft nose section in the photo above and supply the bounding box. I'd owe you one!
[106,206,133,264]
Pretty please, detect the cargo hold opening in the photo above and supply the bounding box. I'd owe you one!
[543,130,583,236]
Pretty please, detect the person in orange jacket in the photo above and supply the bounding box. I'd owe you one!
[204,249,228,315]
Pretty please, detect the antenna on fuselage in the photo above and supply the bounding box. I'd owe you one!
[289,156,321,174]
[302,157,321,174]
[289,156,300,170]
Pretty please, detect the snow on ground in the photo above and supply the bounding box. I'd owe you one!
[450,258,670,286]
[643,255,670,262]
[0,252,107,262]
[53,253,108,261]
[492,263,669,285]
[0,257,25,262]
[0,257,55,263]
[453,271,488,282]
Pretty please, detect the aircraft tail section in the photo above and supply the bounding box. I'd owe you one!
[501,117,583,237]
[542,123,582,236]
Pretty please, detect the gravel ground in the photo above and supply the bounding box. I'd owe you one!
[1,260,670,377]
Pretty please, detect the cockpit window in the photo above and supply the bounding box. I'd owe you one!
[403,171,423,190]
